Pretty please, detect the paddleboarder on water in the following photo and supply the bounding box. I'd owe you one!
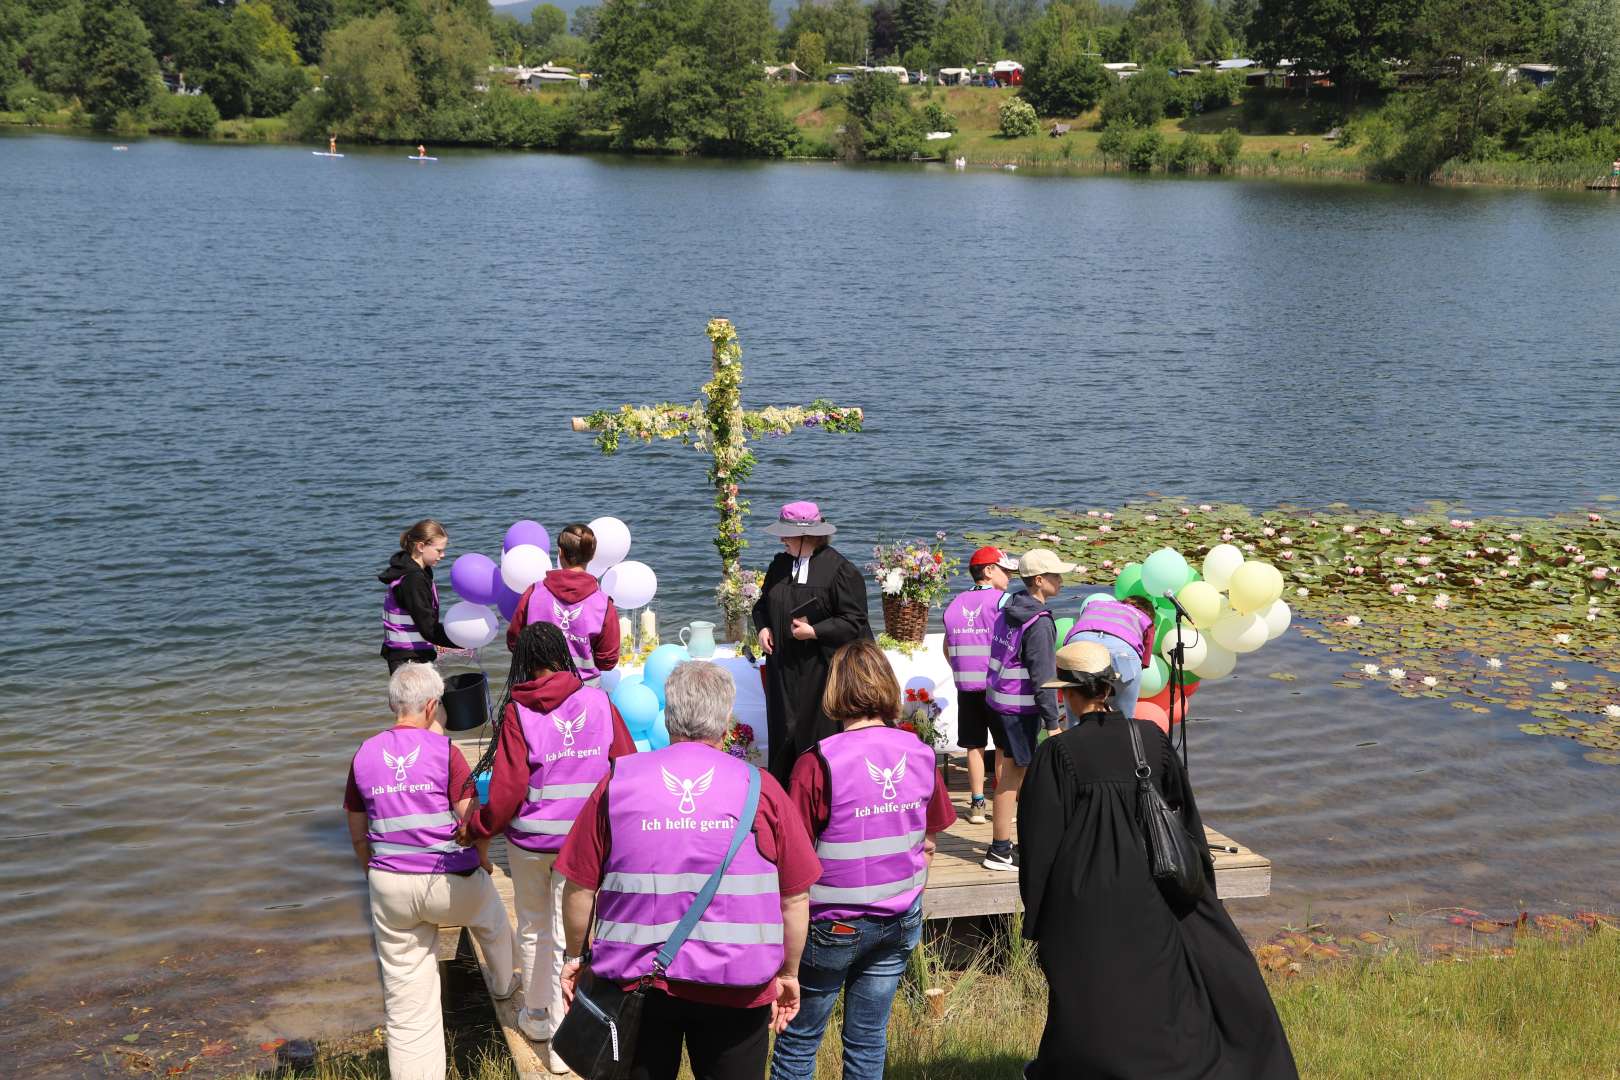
[329,134,337,155]
[417,144,427,159]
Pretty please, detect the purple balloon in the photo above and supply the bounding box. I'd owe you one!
[450,552,500,606]
[504,520,551,555]
[494,579,523,621]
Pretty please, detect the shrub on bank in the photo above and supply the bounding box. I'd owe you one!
[998,97,1039,138]
[149,92,221,137]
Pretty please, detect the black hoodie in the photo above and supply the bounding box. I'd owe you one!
[378,551,456,655]
[1002,588,1060,729]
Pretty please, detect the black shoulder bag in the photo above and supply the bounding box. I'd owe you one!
[553,765,763,1080]
[1127,718,1207,909]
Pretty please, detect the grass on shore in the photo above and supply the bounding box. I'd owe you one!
[271,920,1620,1080]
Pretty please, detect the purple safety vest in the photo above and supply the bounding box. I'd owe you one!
[352,728,479,874]
[942,587,1005,692]
[810,726,935,922]
[527,584,611,679]
[986,609,1052,716]
[1065,599,1155,665]
[590,743,783,988]
[382,576,438,654]
[507,685,617,853]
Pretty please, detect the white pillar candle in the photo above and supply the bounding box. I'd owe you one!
[640,609,658,647]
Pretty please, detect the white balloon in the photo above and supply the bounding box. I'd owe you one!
[501,543,551,592]
[1259,599,1292,640]
[1192,642,1238,680]
[601,560,657,609]
[587,516,632,576]
[1211,610,1268,653]
[443,601,499,649]
[1202,543,1245,590]
[1159,624,1207,670]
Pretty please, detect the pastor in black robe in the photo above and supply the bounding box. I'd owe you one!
[751,544,872,783]
[1018,711,1298,1080]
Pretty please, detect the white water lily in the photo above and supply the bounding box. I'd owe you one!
[1555,633,1572,645]
[1296,587,1309,597]
[1363,664,1381,676]
[1422,676,1439,687]
[1605,704,1620,719]
[1389,668,1406,680]
[1551,680,1568,691]
[882,568,905,595]
[1486,658,1503,669]
[1345,615,1363,626]
[1434,593,1451,609]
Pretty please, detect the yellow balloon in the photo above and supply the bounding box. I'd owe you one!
[1227,561,1282,615]
[1202,544,1244,590]
[1177,580,1224,629]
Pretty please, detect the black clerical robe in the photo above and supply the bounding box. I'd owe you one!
[751,545,872,783]
[1018,711,1298,1080]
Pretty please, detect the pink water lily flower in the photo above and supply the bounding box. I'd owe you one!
[1199,504,1213,511]
[1102,512,1114,520]
[1473,577,1485,587]
[1416,556,1432,567]
[1506,554,1522,566]
[1390,583,1406,595]
[1434,594,1451,609]
[1101,559,1114,569]
[1180,507,1192,516]
[1589,514,1603,523]
[1281,536,1293,545]
[1594,567,1611,580]
[1378,527,1393,536]
[1507,532,1522,541]
[1097,524,1112,533]
[1144,514,1159,522]
[1087,510,1100,517]
[1402,518,1417,526]
[1281,551,1295,561]
[1342,525,1357,534]
[1263,527,1277,537]
[1394,556,1409,566]
[1418,535,1433,545]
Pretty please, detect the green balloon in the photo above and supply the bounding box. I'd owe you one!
[1140,656,1169,696]
[1113,563,1145,601]
[1054,617,1076,649]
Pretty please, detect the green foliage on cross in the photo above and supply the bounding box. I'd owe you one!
[573,319,863,633]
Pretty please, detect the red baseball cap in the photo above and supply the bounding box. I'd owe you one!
[969,546,1019,570]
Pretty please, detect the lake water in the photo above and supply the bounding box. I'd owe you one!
[4,131,1620,1074]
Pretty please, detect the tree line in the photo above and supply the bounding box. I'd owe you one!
[1,0,1617,177]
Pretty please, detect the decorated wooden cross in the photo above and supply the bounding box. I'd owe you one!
[570,318,864,637]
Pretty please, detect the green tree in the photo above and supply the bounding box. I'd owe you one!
[1553,0,1620,127]
[998,93,1038,134]
[270,0,334,64]
[413,1,490,113]
[823,0,869,62]
[932,0,996,65]
[320,9,418,137]
[992,0,1046,53]
[841,69,924,157]
[700,0,774,147]
[1100,65,1173,124]
[590,0,703,102]
[80,0,159,127]
[23,4,87,98]
[1247,0,1422,101]
[1216,124,1243,167]
[1021,1,1110,116]
[897,0,937,57]
[1126,0,1190,65]
[570,4,601,40]
[793,30,828,77]
[870,0,901,57]
[530,2,566,43]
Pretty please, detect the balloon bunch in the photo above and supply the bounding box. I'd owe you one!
[440,516,662,650]
[609,644,690,751]
[1106,545,1292,713]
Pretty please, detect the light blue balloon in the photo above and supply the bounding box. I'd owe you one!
[612,681,660,738]
[1140,547,1193,598]
[642,645,691,699]
[649,711,671,749]
[1080,591,1112,611]
[632,738,653,753]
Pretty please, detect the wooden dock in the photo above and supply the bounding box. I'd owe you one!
[445,742,1269,1078]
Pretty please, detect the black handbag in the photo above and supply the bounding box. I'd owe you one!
[1127,717,1207,909]
[553,765,763,1080]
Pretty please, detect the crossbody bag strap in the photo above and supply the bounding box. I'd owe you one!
[1126,717,1153,784]
[652,765,762,976]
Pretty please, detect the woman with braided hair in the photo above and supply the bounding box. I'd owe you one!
[458,623,636,1066]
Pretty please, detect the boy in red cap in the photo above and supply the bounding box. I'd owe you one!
[942,547,1017,823]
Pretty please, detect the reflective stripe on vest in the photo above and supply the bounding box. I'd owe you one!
[986,609,1049,716]
[588,744,783,988]
[1067,600,1154,665]
[382,577,437,652]
[353,728,478,875]
[942,588,1003,691]
[810,727,934,921]
[507,686,616,853]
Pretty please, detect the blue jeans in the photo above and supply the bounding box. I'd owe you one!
[769,899,924,1080]
[1072,631,1144,721]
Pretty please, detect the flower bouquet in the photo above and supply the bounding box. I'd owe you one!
[868,535,959,643]
[716,568,763,642]
[899,687,944,750]
[723,720,760,764]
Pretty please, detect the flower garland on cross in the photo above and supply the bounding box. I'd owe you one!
[570,319,864,639]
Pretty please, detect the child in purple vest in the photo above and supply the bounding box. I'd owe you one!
[942,546,1017,824]
[1064,594,1155,722]
[556,661,823,1080]
[344,663,518,1080]
[458,624,636,1067]
[378,518,458,673]
[772,640,956,1080]
[506,523,622,683]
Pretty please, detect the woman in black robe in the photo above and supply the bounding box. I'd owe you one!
[750,501,872,784]
[1019,641,1297,1080]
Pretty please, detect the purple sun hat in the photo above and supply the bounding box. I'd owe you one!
[763,501,838,537]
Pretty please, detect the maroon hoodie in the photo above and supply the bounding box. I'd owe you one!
[506,567,622,672]
[463,670,636,840]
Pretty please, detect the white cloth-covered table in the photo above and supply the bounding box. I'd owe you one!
[608,634,966,758]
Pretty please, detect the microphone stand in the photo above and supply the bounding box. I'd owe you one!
[1161,589,1192,774]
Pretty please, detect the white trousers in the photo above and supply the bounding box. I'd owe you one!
[508,846,570,1069]
[368,868,517,1080]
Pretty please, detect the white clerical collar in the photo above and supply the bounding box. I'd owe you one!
[793,555,811,584]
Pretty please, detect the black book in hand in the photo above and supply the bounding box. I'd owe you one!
[789,595,828,623]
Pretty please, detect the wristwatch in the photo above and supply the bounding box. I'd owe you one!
[562,953,582,966]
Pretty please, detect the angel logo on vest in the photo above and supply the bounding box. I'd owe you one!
[960,603,983,632]
[552,598,584,631]
[553,710,588,747]
[661,766,715,814]
[383,746,420,783]
[865,756,907,800]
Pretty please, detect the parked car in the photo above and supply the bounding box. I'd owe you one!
[909,71,928,84]
[827,72,856,85]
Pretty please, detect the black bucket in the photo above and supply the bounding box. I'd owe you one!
[442,671,489,732]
